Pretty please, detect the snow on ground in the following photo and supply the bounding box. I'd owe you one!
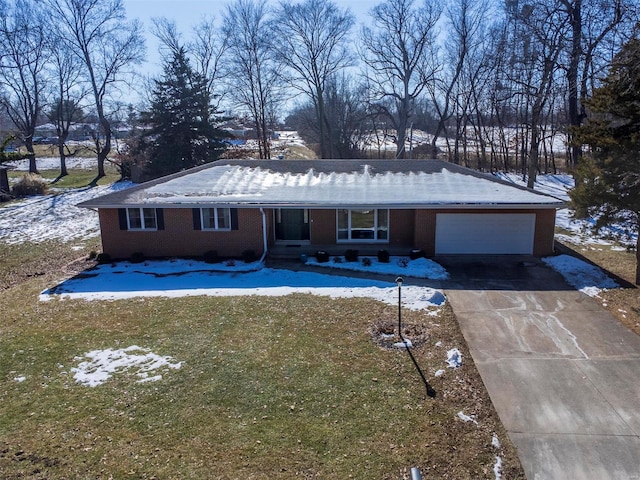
[495,172,637,248]
[71,345,182,387]
[542,254,619,297]
[494,456,503,480]
[305,256,450,280]
[0,181,133,244]
[40,259,447,313]
[11,156,100,172]
[457,411,478,424]
[273,131,306,148]
[446,348,462,368]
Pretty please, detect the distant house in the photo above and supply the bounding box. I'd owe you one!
[78,159,564,260]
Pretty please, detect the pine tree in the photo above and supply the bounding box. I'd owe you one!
[571,37,640,284]
[141,47,226,178]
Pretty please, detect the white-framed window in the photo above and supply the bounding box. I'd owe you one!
[201,207,231,230]
[127,207,158,230]
[337,209,389,242]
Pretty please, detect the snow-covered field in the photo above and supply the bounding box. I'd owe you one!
[0,181,133,244]
[11,156,102,171]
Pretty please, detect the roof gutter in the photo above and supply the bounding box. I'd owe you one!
[78,202,565,210]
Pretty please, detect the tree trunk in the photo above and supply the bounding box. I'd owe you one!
[635,232,639,285]
[95,115,111,181]
[57,135,68,177]
[24,139,38,174]
[566,0,582,167]
[527,126,539,189]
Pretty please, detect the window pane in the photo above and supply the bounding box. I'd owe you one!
[143,208,157,229]
[351,209,374,239]
[377,209,388,240]
[337,209,348,239]
[217,208,230,229]
[202,208,215,229]
[127,208,142,229]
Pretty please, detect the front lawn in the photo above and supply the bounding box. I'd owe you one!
[0,240,523,479]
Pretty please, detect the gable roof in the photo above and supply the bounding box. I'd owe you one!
[78,159,565,209]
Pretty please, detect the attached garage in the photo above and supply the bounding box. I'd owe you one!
[435,213,536,255]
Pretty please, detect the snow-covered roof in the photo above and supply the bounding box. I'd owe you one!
[79,159,565,209]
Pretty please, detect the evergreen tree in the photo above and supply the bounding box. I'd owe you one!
[571,37,640,284]
[141,47,226,178]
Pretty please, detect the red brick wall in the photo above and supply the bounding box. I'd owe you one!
[389,210,414,246]
[99,208,265,259]
[533,209,557,256]
[412,208,557,256]
[414,210,437,255]
[98,206,557,258]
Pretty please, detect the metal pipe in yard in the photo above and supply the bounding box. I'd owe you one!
[396,277,436,398]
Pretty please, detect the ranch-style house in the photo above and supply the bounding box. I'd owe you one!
[78,159,565,261]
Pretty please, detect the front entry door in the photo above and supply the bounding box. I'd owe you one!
[275,209,310,242]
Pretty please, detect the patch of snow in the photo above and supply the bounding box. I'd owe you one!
[434,369,445,377]
[494,456,503,479]
[542,254,619,297]
[11,156,99,171]
[393,339,413,348]
[306,256,449,280]
[457,411,478,424]
[492,434,501,449]
[14,376,26,383]
[71,345,182,387]
[40,260,447,313]
[446,348,462,368]
[0,181,134,244]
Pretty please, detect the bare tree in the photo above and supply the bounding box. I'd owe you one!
[511,2,567,187]
[361,0,440,159]
[223,0,283,159]
[0,0,49,173]
[272,0,355,159]
[431,0,493,165]
[46,39,88,178]
[560,0,632,166]
[288,74,367,158]
[46,0,145,182]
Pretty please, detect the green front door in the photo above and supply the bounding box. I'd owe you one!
[275,209,310,242]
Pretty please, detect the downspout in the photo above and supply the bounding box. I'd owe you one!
[259,207,268,263]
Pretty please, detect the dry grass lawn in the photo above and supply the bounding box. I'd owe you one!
[0,240,524,479]
[556,234,640,337]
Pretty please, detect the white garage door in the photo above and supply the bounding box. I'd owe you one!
[435,213,536,254]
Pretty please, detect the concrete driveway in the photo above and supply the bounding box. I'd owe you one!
[438,257,640,480]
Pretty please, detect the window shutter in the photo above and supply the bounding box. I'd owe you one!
[118,209,128,230]
[192,208,202,230]
[156,209,164,230]
[231,209,239,230]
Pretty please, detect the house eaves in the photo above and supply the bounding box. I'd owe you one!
[78,159,566,210]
